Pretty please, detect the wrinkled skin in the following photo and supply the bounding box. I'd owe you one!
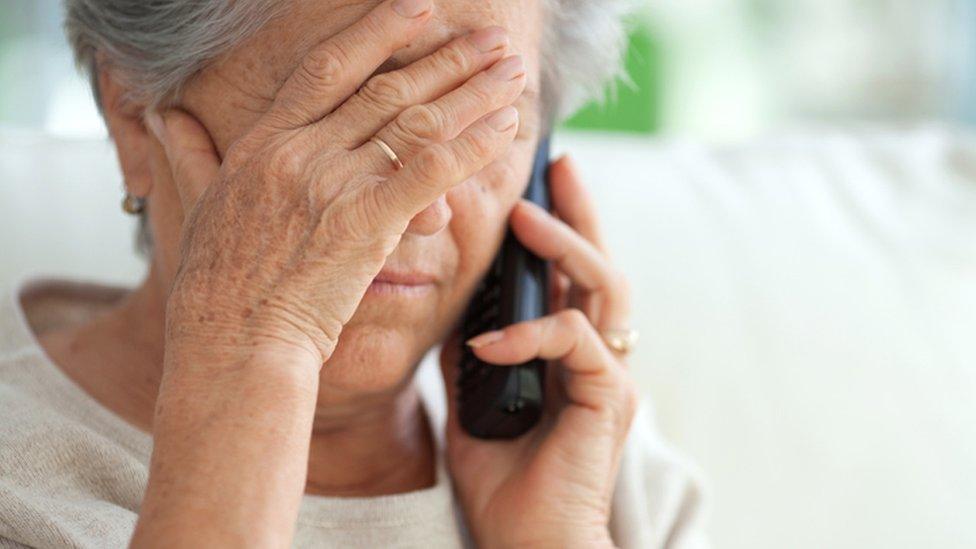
[84,0,639,546]
[130,0,546,403]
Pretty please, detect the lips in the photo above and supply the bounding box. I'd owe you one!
[367,270,437,299]
[371,270,438,286]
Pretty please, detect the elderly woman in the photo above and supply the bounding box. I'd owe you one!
[0,0,706,547]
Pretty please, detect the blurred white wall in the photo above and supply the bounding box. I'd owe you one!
[0,0,107,138]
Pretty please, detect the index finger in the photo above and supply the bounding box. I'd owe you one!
[549,156,608,254]
[467,309,629,413]
[263,0,433,130]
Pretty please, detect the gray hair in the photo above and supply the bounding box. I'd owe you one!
[65,0,635,121]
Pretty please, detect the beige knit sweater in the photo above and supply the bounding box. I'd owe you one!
[0,278,709,548]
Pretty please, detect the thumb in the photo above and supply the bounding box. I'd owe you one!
[145,108,220,212]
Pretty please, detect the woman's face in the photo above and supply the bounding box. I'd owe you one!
[142,0,545,404]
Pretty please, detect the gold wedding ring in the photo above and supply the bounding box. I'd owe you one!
[601,328,639,355]
[369,136,404,171]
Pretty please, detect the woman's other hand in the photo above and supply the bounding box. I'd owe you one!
[440,157,637,548]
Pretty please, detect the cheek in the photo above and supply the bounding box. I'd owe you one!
[446,143,535,284]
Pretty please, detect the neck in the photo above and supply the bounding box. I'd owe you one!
[306,385,436,496]
[42,265,436,497]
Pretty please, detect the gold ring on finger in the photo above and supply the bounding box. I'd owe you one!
[369,136,404,171]
[601,328,639,355]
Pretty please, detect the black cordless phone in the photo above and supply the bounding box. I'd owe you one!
[457,137,551,440]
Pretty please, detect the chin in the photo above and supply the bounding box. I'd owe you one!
[317,322,431,400]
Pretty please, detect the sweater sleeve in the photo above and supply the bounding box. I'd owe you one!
[608,398,711,549]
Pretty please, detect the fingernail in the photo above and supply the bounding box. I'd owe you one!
[468,26,508,53]
[392,0,432,18]
[466,330,505,349]
[486,106,519,132]
[489,55,525,81]
[144,111,166,145]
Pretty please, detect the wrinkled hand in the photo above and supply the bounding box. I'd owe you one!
[148,0,526,369]
[441,157,638,548]
[134,3,527,545]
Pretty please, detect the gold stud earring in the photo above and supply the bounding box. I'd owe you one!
[122,193,146,215]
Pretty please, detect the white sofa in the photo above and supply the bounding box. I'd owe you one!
[2,125,975,549]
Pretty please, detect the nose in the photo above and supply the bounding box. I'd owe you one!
[405,194,452,235]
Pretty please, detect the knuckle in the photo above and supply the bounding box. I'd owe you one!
[414,145,458,182]
[358,10,387,37]
[265,145,306,181]
[321,194,371,243]
[361,72,410,107]
[322,212,366,247]
[465,78,496,106]
[437,45,471,74]
[300,46,345,89]
[559,307,590,331]
[459,127,494,162]
[359,183,404,234]
[363,193,394,235]
[223,133,265,168]
[397,104,450,143]
[347,200,380,242]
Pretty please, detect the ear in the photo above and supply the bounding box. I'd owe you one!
[97,66,153,199]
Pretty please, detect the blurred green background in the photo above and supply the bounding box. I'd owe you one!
[563,22,661,134]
